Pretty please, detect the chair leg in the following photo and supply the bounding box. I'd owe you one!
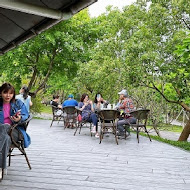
[74,122,80,136]
[74,127,78,136]
[24,153,32,170]
[8,148,13,166]
[50,119,54,127]
[144,127,152,142]
[79,123,82,134]
[102,131,104,139]
[90,124,92,137]
[8,154,11,166]
[124,126,127,140]
[64,119,69,129]
[58,116,62,124]
[20,145,31,169]
[114,128,119,145]
[99,129,103,144]
[137,127,140,143]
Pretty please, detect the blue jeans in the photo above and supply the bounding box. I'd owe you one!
[86,113,98,131]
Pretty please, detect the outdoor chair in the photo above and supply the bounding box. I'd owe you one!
[74,108,92,136]
[63,106,78,129]
[7,114,33,178]
[129,109,152,143]
[98,109,120,145]
[50,105,64,127]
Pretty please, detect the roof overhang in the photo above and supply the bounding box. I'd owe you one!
[0,0,97,55]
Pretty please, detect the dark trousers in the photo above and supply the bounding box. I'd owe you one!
[117,117,136,135]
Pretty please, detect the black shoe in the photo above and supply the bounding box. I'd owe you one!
[117,133,125,139]
[116,131,122,136]
[117,135,124,139]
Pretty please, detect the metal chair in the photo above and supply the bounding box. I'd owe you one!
[129,109,152,143]
[8,114,33,172]
[74,108,92,136]
[50,105,64,127]
[98,109,120,145]
[63,106,78,129]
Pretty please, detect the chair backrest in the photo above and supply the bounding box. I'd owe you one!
[98,109,120,121]
[19,114,33,131]
[51,105,62,116]
[63,106,77,115]
[130,109,150,123]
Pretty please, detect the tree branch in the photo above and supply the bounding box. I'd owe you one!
[141,82,178,104]
[26,55,35,64]
[33,49,57,95]
[28,66,37,90]
[182,18,190,30]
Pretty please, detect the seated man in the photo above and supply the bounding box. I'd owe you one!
[116,89,136,138]
[62,94,78,128]
[62,94,78,107]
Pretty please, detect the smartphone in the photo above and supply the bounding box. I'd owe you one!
[97,94,101,100]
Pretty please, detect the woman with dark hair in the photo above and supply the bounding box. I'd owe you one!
[78,94,99,138]
[16,86,32,113]
[0,83,30,180]
[94,93,109,111]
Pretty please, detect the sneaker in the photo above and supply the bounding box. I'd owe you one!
[95,133,99,138]
[91,126,96,134]
[91,129,96,134]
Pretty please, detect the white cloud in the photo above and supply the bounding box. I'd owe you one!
[89,0,136,17]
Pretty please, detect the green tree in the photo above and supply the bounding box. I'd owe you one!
[75,2,190,140]
[0,10,91,96]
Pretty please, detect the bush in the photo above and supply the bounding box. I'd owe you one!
[30,95,43,113]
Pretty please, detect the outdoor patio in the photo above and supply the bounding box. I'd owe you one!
[1,119,190,190]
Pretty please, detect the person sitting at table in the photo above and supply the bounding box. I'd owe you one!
[62,94,78,128]
[62,94,78,107]
[0,83,30,180]
[93,93,109,111]
[50,95,62,109]
[94,93,111,136]
[116,89,136,137]
[78,93,99,138]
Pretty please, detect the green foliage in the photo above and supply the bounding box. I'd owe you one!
[1,1,190,121]
[40,104,52,114]
[30,95,43,114]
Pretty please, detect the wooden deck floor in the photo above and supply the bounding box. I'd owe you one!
[1,119,190,190]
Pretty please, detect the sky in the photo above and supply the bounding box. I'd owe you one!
[89,0,136,17]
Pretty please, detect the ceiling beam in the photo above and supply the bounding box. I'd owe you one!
[0,0,72,20]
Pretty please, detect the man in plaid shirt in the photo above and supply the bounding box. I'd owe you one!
[116,89,136,138]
